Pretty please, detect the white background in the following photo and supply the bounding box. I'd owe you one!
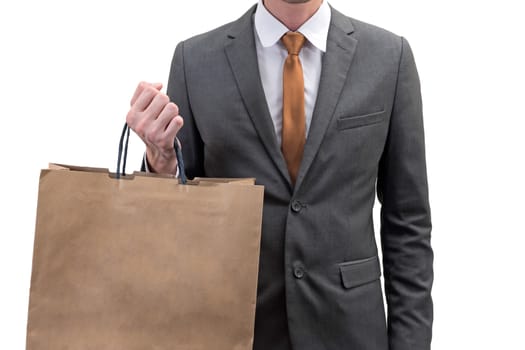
[1,0,524,348]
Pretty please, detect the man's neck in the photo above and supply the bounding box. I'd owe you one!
[263,0,323,31]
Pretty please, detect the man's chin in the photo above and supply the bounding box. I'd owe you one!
[282,0,312,3]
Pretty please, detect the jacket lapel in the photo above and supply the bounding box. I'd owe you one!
[224,5,292,188]
[294,8,358,192]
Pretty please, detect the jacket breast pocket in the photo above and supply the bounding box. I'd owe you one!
[339,255,381,289]
[336,110,386,130]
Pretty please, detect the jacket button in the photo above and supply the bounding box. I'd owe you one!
[291,200,302,213]
[293,266,305,279]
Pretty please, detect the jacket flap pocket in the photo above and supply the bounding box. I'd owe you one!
[339,256,381,289]
[337,110,386,130]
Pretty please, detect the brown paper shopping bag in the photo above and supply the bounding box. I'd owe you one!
[26,125,264,350]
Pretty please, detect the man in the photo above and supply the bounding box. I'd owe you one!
[126,0,433,349]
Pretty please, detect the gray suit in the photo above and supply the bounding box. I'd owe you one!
[168,4,433,350]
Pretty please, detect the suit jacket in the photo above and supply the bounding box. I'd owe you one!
[167,4,433,350]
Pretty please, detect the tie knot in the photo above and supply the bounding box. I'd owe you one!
[281,31,306,55]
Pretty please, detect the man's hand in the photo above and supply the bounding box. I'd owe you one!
[126,81,184,175]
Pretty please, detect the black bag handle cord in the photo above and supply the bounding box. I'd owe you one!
[116,123,187,184]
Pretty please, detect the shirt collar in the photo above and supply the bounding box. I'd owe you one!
[254,0,331,52]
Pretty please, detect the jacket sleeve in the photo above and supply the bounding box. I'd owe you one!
[377,36,433,350]
[166,41,205,179]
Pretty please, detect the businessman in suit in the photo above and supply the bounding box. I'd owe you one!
[126,0,433,349]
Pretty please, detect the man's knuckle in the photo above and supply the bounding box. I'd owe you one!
[144,132,154,144]
[157,138,167,148]
[126,111,134,125]
[135,120,147,136]
[149,132,161,144]
[158,94,170,105]
[166,103,179,115]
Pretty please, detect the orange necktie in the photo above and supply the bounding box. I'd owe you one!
[281,31,306,185]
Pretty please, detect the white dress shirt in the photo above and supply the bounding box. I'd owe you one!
[254,0,331,145]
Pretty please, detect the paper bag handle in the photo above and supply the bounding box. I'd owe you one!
[116,123,187,184]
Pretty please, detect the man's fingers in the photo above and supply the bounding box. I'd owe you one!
[164,115,184,142]
[145,103,180,145]
[146,93,172,122]
[127,82,182,170]
[130,81,148,106]
[132,85,162,113]
[130,81,163,106]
